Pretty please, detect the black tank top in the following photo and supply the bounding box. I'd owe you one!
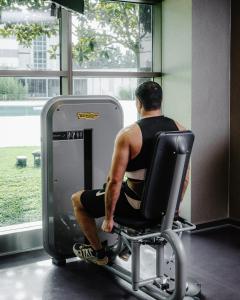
[124,115,179,202]
[126,115,178,172]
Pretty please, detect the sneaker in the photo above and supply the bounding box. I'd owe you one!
[118,245,131,261]
[73,243,108,266]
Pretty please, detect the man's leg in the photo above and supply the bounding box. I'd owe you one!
[71,190,102,251]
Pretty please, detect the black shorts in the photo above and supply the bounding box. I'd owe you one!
[80,183,142,219]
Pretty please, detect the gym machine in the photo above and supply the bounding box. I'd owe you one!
[41,96,123,265]
[41,96,201,299]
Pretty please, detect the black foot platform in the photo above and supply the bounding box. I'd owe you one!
[52,257,66,266]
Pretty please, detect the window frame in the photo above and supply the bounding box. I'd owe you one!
[0,1,162,255]
[60,3,162,95]
[0,3,162,93]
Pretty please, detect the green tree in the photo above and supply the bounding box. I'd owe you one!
[0,0,151,68]
[0,77,27,100]
[72,0,151,69]
[0,0,43,9]
[0,0,58,47]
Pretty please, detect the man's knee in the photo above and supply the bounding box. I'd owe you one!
[71,190,85,209]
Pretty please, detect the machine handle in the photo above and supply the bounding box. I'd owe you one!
[111,226,121,235]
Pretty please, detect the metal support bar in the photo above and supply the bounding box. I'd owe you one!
[121,229,162,241]
[162,154,187,231]
[116,219,195,241]
[104,264,132,284]
[138,277,158,287]
[162,230,187,300]
[122,235,132,252]
[105,264,160,290]
[173,224,196,233]
[156,243,164,278]
[131,240,141,291]
[141,284,171,300]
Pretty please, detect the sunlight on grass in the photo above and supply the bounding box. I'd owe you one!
[0,147,41,227]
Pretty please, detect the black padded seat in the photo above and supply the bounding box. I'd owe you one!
[114,214,182,230]
[114,215,161,229]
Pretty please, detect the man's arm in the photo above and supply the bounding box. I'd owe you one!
[102,130,130,232]
[181,167,190,200]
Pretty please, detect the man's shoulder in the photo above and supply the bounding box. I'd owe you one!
[174,120,187,131]
[119,123,139,135]
[163,115,187,131]
[116,123,140,143]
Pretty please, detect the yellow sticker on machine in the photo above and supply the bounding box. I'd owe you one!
[77,112,100,120]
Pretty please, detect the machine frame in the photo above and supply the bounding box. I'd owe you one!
[105,131,201,300]
[41,95,123,263]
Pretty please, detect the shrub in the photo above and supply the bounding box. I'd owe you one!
[118,87,134,101]
[0,78,27,100]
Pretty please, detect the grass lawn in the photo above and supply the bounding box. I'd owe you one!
[0,147,41,227]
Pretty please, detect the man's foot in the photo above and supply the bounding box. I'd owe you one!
[73,243,108,266]
[118,245,131,261]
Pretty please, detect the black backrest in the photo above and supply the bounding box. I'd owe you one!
[140,131,194,220]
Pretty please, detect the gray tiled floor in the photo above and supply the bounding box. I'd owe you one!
[0,226,240,300]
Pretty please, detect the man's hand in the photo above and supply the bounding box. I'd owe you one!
[101,218,114,233]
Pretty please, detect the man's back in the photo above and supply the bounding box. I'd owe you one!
[114,115,182,209]
[127,115,179,172]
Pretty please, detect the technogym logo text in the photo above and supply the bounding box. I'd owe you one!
[76,112,100,120]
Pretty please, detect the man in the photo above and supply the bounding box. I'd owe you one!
[71,81,189,265]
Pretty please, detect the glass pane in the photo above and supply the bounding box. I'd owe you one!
[72,1,152,71]
[73,77,151,126]
[0,3,59,70]
[0,77,60,227]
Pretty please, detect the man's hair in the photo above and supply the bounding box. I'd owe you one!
[135,81,162,111]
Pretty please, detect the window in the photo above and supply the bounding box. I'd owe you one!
[72,1,152,71]
[27,78,47,97]
[0,4,59,70]
[0,2,60,229]
[0,0,160,254]
[73,78,88,95]
[71,0,155,127]
[48,79,60,97]
[0,76,60,227]
[33,36,47,70]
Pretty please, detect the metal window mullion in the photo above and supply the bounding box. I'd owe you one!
[67,12,73,94]
[152,2,162,79]
[0,70,67,77]
[60,9,73,95]
[106,0,162,4]
[72,71,162,78]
